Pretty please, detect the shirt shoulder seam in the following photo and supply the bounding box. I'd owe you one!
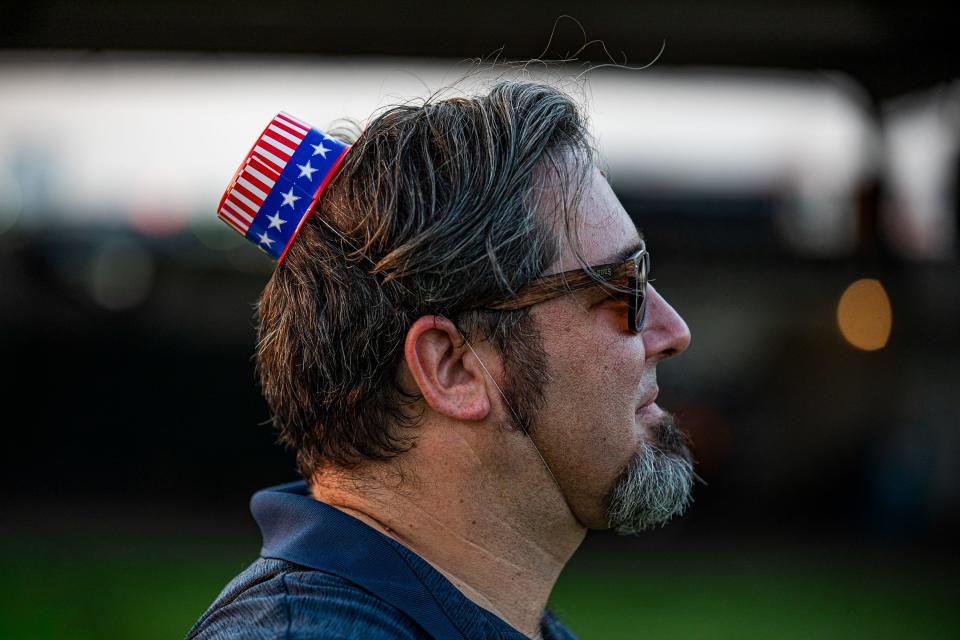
[279,572,293,640]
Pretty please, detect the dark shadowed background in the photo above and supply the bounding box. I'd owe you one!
[1,2,958,638]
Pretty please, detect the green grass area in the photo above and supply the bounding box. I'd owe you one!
[1,529,956,639]
[550,546,959,640]
[0,529,259,640]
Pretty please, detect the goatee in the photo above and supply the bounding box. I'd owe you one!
[606,412,695,535]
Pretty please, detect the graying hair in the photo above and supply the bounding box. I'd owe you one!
[607,415,695,534]
[255,80,596,477]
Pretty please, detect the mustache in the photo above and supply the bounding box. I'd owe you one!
[651,412,692,459]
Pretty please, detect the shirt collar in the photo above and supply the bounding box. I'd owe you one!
[249,480,563,640]
[250,480,470,639]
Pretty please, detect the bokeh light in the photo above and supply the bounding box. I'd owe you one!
[837,278,893,351]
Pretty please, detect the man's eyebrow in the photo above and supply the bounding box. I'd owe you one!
[601,237,645,265]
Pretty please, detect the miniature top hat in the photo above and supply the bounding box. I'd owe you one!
[217,112,350,262]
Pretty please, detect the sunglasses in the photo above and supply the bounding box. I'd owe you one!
[485,240,650,334]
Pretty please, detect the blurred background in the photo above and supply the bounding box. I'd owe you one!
[1,1,958,638]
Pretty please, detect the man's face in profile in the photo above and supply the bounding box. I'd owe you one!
[511,167,694,534]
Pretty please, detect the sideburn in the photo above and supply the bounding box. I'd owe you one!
[499,313,550,436]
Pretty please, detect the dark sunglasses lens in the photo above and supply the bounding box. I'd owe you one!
[634,251,650,332]
[635,291,648,332]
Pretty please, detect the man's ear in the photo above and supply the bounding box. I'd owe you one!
[403,316,491,422]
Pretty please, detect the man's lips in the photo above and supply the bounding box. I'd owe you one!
[635,387,659,413]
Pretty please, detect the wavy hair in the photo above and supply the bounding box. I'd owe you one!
[255,80,595,477]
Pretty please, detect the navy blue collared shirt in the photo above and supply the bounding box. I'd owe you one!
[186,481,578,640]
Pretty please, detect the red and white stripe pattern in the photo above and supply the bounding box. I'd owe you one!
[218,112,311,234]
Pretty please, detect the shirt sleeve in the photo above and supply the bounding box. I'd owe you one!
[188,568,430,640]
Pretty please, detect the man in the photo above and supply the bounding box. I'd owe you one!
[189,80,692,640]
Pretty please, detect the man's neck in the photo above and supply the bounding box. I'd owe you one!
[310,460,586,639]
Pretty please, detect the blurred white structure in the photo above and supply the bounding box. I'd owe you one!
[0,52,880,256]
[882,81,960,261]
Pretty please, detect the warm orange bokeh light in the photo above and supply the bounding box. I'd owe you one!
[837,278,892,351]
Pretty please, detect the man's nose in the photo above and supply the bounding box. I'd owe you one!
[642,284,691,362]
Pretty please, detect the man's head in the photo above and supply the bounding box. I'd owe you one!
[255,79,693,534]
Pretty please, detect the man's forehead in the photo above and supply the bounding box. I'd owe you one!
[554,167,642,270]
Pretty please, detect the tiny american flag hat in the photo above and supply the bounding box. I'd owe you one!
[217,112,350,262]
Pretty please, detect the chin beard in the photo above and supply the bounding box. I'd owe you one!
[606,412,695,535]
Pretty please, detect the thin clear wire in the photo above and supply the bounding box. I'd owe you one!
[461,338,565,496]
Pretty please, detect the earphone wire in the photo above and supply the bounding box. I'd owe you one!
[461,337,565,496]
